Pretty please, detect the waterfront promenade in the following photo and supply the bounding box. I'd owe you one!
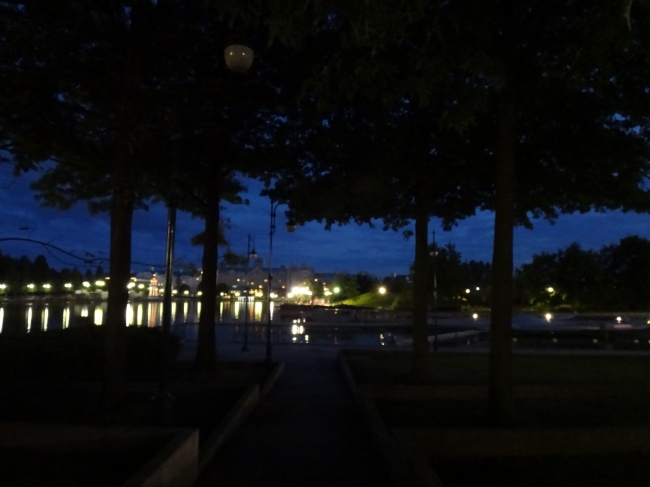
[188,342,395,487]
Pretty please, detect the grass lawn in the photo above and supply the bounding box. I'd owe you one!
[344,350,650,387]
[433,453,650,487]
[344,350,650,486]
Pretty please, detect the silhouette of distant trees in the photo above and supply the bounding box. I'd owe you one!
[517,237,650,312]
[0,252,84,295]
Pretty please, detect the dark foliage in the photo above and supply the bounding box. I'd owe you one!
[0,325,180,381]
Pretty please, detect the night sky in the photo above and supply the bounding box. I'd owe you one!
[1,164,649,278]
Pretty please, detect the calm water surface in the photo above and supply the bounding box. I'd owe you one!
[1,299,641,347]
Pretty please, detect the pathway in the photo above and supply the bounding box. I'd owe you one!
[192,342,395,487]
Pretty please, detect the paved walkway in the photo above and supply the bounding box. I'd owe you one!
[192,342,395,487]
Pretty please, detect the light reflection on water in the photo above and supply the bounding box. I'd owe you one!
[3,303,631,348]
[0,299,396,347]
[0,298,270,334]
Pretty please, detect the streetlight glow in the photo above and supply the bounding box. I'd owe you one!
[378,286,386,295]
[224,44,254,73]
[95,280,105,287]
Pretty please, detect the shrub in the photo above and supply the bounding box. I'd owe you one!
[0,325,181,381]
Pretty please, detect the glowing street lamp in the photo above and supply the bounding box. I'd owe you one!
[95,280,105,287]
[378,286,387,295]
[224,44,254,73]
[82,281,91,288]
[64,283,73,289]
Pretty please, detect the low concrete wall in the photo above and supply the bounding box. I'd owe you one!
[123,429,198,487]
[198,384,260,473]
[0,423,199,487]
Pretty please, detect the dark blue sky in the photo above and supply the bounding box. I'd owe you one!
[1,164,648,277]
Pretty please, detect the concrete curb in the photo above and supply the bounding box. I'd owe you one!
[196,361,285,476]
[260,361,285,399]
[338,350,443,487]
[123,429,199,487]
[197,384,260,474]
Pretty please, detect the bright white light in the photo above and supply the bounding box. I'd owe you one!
[42,283,51,289]
[198,291,203,296]
[476,287,480,291]
[255,292,264,297]
[0,284,6,290]
[472,313,478,320]
[183,290,190,295]
[95,280,105,287]
[172,289,178,295]
[127,282,136,289]
[378,287,386,295]
[64,283,72,289]
[270,293,277,298]
[616,316,622,323]
[547,287,554,293]
[287,293,294,298]
[333,287,341,294]
[82,281,91,288]
[27,283,35,289]
[137,283,145,289]
[291,286,312,296]
[465,289,470,294]
[545,313,552,322]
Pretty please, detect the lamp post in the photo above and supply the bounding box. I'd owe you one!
[265,199,296,366]
[242,235,257,352]
[431,231,438,352]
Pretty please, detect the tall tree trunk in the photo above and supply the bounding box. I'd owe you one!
[104,159,134,404]
[194,188,220,373]
[411,194,430,380]
[488,76,517,425]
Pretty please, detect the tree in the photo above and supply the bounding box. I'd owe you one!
[274,1,650,421]
[601,236,650,311]
[330,273,360,301]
